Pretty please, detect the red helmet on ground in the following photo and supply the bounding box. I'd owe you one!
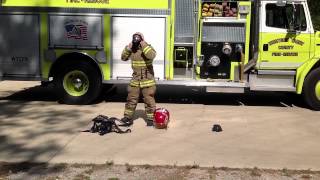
[153,108,170,129]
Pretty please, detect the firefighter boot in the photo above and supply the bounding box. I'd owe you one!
[146,120,154,127]
[119,117,134,127]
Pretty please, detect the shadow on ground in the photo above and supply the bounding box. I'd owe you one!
[0,83,309,108]
[0,84,92,164]
[0,83,310,168]
[105,84,308,109]
[0,99,90,162]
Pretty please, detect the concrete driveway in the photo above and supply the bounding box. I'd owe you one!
[0,81,320,170]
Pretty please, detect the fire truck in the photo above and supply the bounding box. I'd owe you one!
[0,0,320,110]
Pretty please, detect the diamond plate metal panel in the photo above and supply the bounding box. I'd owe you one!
[175,0,194,43]
[202,22,246,43]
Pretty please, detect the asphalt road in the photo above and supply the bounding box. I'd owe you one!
[0,81,320,170]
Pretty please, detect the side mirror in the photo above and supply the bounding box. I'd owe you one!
[276,0,286,7]
[287,3,301,34]
[288,23,297,33]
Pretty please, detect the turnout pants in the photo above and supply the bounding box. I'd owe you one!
[124,85,156,121]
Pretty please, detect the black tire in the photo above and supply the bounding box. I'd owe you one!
[303,68,320,111]
[54,61,102,105]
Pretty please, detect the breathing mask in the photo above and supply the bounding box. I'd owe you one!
[132,34,142,50]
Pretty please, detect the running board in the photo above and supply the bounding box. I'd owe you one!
[206,86,245,93]
[105,79,248,89]
[257,70,296,75]
[249,73,296,92]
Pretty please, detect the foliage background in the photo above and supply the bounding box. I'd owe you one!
[308,0,320,30]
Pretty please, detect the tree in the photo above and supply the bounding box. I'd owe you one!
[308,0,320,30]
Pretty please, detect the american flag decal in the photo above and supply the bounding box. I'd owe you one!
[65,22,88,40]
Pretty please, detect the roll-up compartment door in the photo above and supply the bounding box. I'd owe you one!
[111,16,166,80]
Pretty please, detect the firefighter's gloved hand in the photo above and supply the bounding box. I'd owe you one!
[127,43,133,50]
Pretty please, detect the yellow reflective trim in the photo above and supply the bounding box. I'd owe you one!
[130,79,155,88]
[132,60,153,67]
[140,82,156,88]
[140,82,155,85]
[124,49,131,53]
[125,111,134,116]
[145,48,152,54]
[132,60,152,64]
[143,46,152,54]
[141,85,155,88]
[3,0,169,9]
[130,81,140,87]
[130,81,140,85]
[141,82,155,85]
[140,79,155,83]
[132,64,152,67]
[132,63,152,66]
[132,64,147,67]
[140,83,155,86]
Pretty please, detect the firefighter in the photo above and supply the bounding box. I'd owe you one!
[119,32,157,126]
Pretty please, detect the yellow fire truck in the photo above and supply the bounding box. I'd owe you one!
[0,0,320,110]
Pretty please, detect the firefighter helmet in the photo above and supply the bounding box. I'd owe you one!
[154,108,170,129]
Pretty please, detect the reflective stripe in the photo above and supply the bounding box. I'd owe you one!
[124,109,134,115]
[146,113,154,118]
[140,80,156,85]
[133,60,152,64]
[130,81,140,87]
[124,48,131,53]
[143,46,152,54]
[122,49,131,59]
[132,60,153,67]
[130,79,156,88]
[140,80,156,88]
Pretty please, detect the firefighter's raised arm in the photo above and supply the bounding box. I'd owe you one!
[141,41,156,60]
[121,43,132,61]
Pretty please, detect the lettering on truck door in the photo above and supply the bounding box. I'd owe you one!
[258,1,312,69]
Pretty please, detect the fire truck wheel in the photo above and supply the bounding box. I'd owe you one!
[303,68,320,111]
[55,61,102,105]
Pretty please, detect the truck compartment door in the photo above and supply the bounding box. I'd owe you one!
[111,16,166,80]
[0,14,40,78]
[258,2,312,69]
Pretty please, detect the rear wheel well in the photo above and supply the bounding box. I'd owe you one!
[50,52,103,104]
[49,52,102,80]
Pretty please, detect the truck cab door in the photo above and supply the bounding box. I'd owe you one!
[258,1,313,69]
